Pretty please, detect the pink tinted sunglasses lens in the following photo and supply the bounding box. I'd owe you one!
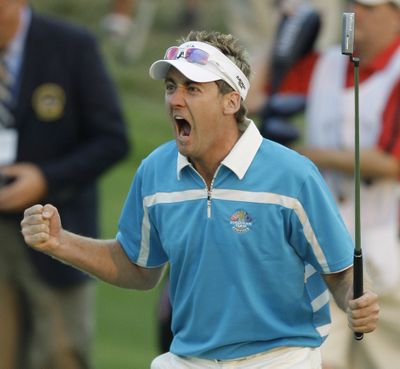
[184,48,209,64]
[164,47,209,65]
[165,47,179,60]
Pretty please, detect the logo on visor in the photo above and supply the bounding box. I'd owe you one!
[230,209,253,233]
[236,76,246,90]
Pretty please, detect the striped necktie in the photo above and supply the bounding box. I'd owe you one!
[0,54,15,128]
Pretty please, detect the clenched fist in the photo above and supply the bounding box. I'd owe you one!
[21,204,62,254]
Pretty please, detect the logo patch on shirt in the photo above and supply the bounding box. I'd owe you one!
[230,209,253,233]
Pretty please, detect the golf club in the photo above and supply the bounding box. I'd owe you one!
[342,11,364,341]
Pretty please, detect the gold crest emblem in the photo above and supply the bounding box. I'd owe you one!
[32,83,66,121]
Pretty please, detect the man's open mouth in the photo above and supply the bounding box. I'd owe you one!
[175,116,192,137]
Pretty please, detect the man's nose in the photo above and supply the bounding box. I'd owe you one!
[167,86,186,107]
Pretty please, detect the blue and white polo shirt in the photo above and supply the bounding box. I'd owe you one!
[117,120,354,360]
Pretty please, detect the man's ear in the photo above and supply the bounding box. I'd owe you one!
[223,91,241,115]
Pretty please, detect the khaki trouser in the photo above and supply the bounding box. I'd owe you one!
[321,274,400,369]
[0,215,95,369]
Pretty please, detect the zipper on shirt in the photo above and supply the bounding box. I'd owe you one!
[207,189,212,218]
[206,167,221,219]
[189,164,221,218]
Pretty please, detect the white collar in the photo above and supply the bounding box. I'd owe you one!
[177,119,263,180]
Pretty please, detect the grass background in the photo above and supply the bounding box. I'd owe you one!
[30,0,228,367]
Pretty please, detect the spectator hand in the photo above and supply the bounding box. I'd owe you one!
[0,163,47,212]
[347,290,379,334]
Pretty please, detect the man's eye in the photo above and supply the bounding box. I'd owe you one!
[165,83,175,92]
[188,85,200,92]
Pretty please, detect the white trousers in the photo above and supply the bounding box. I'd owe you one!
[151,347,322,369]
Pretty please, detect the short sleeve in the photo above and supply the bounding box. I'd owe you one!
[116,163,168,267]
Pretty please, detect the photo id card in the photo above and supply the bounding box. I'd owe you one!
[0,128,18,165]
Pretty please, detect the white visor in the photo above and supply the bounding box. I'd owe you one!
[149,41,250,100]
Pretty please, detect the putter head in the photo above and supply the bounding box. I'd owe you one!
[342,13,355,56]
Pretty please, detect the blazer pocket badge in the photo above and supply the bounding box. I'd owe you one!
[32,83,66,121]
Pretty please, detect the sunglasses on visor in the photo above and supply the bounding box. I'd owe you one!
[164,46,210,65]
